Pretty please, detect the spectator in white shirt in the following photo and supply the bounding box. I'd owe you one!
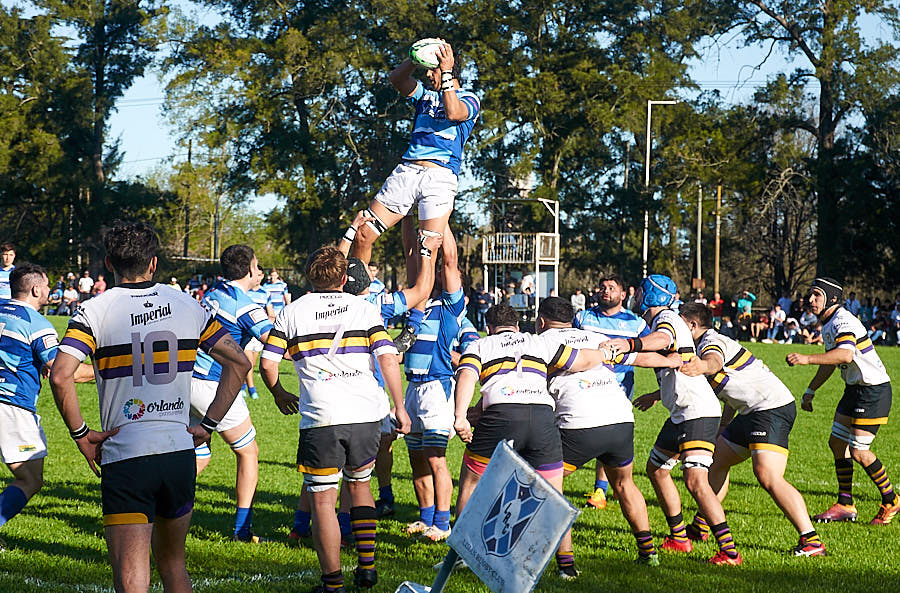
[764,303,787,342]
[77,270,94,302]
[570,288,586,312]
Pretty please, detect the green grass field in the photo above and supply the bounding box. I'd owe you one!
[2,316,900,592]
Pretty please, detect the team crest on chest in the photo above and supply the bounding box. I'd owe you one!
[481,471,545,557]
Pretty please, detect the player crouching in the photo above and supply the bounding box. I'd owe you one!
[679,302,826,557]
[261,246,410,592]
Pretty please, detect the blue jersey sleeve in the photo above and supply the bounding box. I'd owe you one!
[442,288,465,317]
[378,291,409,323]
[237,304,273,342]
[408,81,425,105]
[31,317,59,366]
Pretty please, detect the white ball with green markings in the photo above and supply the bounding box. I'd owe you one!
[409,38,444,69]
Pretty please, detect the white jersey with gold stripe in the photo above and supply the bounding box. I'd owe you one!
[457,330,577,410]
[541,327,636,429]
[697,329,794,415]
[823,307,890,386]
[649,308,720,423]
[262,291,396,429]
[58,282,226,464]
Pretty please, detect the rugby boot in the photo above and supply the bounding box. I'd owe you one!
[422,525,451,542]
[636,553,660,567]
[660,535,692,553]
[405,520,429,535]
[231,531,266,543]
[374,498,395,518]
[791,536,827,557]
[813,503,858,523]
[584,487,607,510]
[557,564,580,581]
[353,567,377,589]
[708,550,743,565]
[870,496,900,525]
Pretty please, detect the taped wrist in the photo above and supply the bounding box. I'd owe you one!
[199,415,219,435]
[440,71,454,92]
[343,225,357,243]
[70,422,90,440]
[418,229,442,258]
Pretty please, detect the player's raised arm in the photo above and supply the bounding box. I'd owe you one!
[388,59,418,96]
[434,42,470,122]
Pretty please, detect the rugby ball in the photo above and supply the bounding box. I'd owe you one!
[409,38,443,69]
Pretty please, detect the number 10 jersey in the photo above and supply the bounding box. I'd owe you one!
[59,282,227,464]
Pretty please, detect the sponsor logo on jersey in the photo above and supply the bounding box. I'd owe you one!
[123,398,145,420]
[18,444,36,452]
[42,335,58,350]
[577,378,616,390]
[249,308,267,324]
[499,334,525,348]
[500,386,543,397]
[315,304,349,320]
[146,397,185,416]
[316,369,362,381]
[130,303,172,326]
[130,292,159,299]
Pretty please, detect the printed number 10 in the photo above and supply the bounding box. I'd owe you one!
[131,331,178,387]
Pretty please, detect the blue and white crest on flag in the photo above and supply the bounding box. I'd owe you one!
[482,471,544,557]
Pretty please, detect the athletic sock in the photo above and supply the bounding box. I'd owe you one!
[338,511,352,536]
[634,530,656,558]
[0,485,28,528]
[378,485,394,504]
[692,513,710,536]
[419,505,435,527]
[594,479,609,494]
[248,386,257,397]
[350,506,377,570]
[800,529,823,546]
[711,521,738,558]
[407,308,425,334]
[293,509,312,535]
[864,458,898,505]
[665,512,689,543]
[234,507,252,537]
[241,383,248,391]
[321,570,344,592]
[835,459,854,505]
[433,509,451,532]
[555,550,575,570]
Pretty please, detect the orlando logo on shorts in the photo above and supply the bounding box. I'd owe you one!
[481,471,545,557]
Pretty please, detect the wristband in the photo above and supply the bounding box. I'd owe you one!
[70,422,90,440]
[199,415,219,435]
[441,71,453,80]
[803,388,815,398]
[343,225,357,243]
[441,72,455,92]
[627,337,643,352]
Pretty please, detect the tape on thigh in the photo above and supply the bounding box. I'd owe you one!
[343,465,373,482]
[303,471,341,493]
[849,432,876,451]
[831,421,852,444]
[649,446,678,470]
[405,433,424,451]
[227,425,256,450]
[682,454,712,470]
[194,443,211,460]
[364,208,388,236]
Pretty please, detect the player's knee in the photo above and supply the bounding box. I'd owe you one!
[752,464,781,491]
[850,444,875,463]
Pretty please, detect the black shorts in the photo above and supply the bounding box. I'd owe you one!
[836,383,892,432]
[721,402,795,456]
[101,449,195,526]
[560,423,634,472]
[467,404,562,472]
[297,421,381,476]
[654,417,719,454]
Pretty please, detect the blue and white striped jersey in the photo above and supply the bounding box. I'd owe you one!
[264,280,289,314]
[193,281,273,382]
[365,289,410,388]
[454,316,480,353]
[401,82,480,176]
[369,277,386,297]
[573,306,649,398]
[249,286,271,311]
[405,288,466,382]
[0,265,13,300]
[0,300,57,412]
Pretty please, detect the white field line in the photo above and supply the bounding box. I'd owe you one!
[13,569,323,592]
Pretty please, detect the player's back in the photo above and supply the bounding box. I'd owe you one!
[264,280,288,313]
[823,307,890,386]
[698,329,793,415]
[405,288,466,382]
[0,300,58,412]
[193,282,270,382]
[649,308,720,423]
[59,283,223,464]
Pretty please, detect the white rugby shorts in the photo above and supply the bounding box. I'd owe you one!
[404,379,454,434]
[0,404,48,464]
[245,337,264,353]
[190,377,250,432]
[374,162,457,220]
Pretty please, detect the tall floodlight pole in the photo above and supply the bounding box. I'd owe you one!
[642,99,678,278]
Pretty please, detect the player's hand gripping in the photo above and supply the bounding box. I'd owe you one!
[678,355,705,376]
[786,352,809,367]
[75,427,119,477]
[436,40,454,73]
[393,407,412,435]
[633,391,661,411]
[187,424,213,448]
[454,415,473,443]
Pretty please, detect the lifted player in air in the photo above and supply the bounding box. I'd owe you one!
[573,273,649,509]
[348,40,479,269]
[454,304,630,580]
[609,275,743,566]
[538,296,683,566]
[51,222,249,593]
[679,302,826,556]
[191,245,273,542]
[787,277,898,525]
[0,263,94,550]
[261,246,410,592]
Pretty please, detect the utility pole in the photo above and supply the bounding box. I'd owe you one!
[642,99,678,278]
[696,185,702,282]
[714,185,722,294]
[183,139,191,257]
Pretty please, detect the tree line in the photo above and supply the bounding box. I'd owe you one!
[1,1,898,301]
